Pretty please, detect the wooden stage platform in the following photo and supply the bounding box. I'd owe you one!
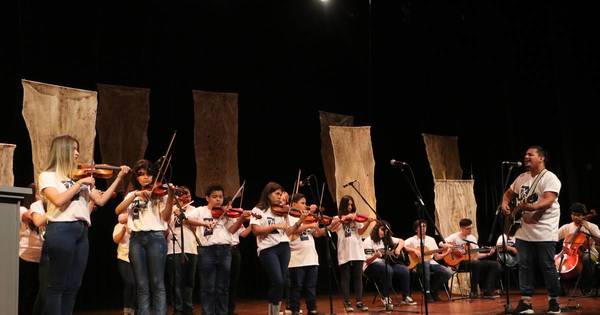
[78,290,600,314]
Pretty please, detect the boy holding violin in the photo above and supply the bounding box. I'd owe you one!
[193,184,251,315]
[557,202,600,295]
[287,193,326,315]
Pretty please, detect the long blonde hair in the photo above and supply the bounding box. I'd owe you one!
[43,135,79,180]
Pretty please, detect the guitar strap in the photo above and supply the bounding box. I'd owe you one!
[523,169,547,201]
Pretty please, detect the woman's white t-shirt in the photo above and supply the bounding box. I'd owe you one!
[19,200,45,263]
[112,223,131,262]
[250,207,290,255]
[288,216,319,268]
[39,171,91,225]
[362,236,401,271]
[334,221,365,265]
[125,191,168,232]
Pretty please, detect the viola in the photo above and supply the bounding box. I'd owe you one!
[72,164,122,180]
[554,209,597,279]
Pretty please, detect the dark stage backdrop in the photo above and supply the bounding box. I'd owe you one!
[2,0,600,310]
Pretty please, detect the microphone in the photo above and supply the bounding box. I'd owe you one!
[342,179,358,188]
[390,159,409,167]
[502,161,522,167]
[462,238,478,246]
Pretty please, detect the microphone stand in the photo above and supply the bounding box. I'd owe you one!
[492,164,517,314]
[394,163,447,315]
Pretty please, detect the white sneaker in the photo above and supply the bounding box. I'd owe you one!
[401,296,417,305]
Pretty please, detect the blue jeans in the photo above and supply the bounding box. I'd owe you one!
[199,245,232,315]
[516,239,561,298]
[166,254,197,315]
[339,260,364,303]
[365,261,411,297]
[42,221,89,315]
[129,231,167,315]
[289,265,318,312]
[417,261,453,293]
[259,242,291,305]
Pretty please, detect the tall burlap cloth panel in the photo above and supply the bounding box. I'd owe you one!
[319,111,354,202]
[0,143,16,186]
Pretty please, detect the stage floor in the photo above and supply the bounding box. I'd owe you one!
[77,290,600,314]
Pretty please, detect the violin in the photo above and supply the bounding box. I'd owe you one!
[289,207,332,226]
[210,207,263,220]
[72,164,122,180]
[270,203,291,216]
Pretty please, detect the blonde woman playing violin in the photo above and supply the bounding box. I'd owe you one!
[39,135,130,315]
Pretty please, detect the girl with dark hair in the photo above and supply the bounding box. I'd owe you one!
[39,135,130,314]
[329,195,372,312]
[115,159,174,315]
[250,182,305,315]
[363,221,415,311]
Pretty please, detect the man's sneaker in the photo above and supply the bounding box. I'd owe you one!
[385,302,394,311]
[344,301,354,312]
[401,296,417,305]
[547,299,561,314]
[356,302,369,312]
[512,299,534,314]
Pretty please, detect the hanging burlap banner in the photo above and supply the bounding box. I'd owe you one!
[319,111,354,201]
[22,80,97,188]
[192,90,240,198]
[422,133,463,180]
[330,126,376,236]
[97,84,150,192]
[422,133,477,293]
[0,143,16,186]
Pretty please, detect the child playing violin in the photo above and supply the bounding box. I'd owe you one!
[192,184,250,315]
[329,195,372,312]
[287,193,326,315]
[115,159,174,315]
[39,135,130,314]
[250,182,305,315]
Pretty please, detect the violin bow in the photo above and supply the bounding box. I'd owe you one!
[152,131,177,188]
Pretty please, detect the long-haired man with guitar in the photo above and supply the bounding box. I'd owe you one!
[501,145,562,314]
[556,202,600,295]
[404,220,453,302]
[444,218,501,299]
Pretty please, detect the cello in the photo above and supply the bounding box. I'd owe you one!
[554,209,597,280]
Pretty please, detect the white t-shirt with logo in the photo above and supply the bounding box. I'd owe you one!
[125,191,169,232]
[167,205,200,255]
[195,206,234,247]
[39,171,91,225]
[333,221,365,265]
[112,223,131,262]
[558,222,600,247]
[445,232,479,248]
[510,170,561,241]
[19,200,45,263]
[362,236,400,271]
[404,235,440,265]
[288,216,319,268]
[250,207,290,255]
[496,234,516,247]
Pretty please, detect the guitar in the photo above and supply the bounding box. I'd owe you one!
[443,246,493,268]
[495,244,518,268]
[365,247,403,265]
[406,245,461,270]
[504,193,539,234]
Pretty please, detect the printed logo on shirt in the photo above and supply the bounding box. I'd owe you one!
[267,217,279,234]
[131,199,148,220]
[300,230,309,241]
[203,218,214,236]
[62,179,81,201]
[519,185,530,201]
[344,223,353,238]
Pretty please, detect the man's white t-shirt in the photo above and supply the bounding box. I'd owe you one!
[510,170,561,242]
[404,235,441,265]
[195,206,234,247]
[288,216,319,268]
[334,221,365,265]
[167,205,200,255]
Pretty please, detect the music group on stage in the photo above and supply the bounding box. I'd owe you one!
[17,138,600,315]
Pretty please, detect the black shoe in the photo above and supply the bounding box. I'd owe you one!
[469,292,478,299]
[511,299,534,314]
[425,293,434,303]
[547,299,561,314]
